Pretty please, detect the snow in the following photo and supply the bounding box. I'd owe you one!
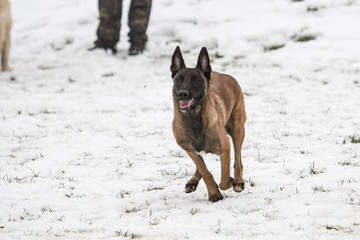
[1,0,360,239]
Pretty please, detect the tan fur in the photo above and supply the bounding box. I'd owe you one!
[0,0,12,71]
[173,71,246,202]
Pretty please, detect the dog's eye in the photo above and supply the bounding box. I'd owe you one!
[193,78,200,85]
[176,78,183,86]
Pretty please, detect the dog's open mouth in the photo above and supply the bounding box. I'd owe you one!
[179,98,195,109]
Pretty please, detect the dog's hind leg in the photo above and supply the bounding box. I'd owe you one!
[219,135,233,191]
[186,151,223,202]
[231,124,245,192]
[227,100,246,192]
[185,167,202,193]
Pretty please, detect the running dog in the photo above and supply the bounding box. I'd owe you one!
[171,46,246,202]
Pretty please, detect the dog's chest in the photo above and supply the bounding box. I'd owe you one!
[175,123,222,154]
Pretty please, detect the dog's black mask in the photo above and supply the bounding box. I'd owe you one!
[170,46,212,111]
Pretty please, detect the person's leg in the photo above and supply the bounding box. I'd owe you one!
[93,0,122,53]
[128,0,152,55]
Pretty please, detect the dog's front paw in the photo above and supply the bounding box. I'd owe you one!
[208,192,223,202]
[185,182,199,193]
[233,181,245,192]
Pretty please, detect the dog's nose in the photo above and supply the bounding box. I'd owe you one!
[178,90,189,99]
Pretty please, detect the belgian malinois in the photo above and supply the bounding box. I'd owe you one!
[0,0,12,71]
[171,46,246,202]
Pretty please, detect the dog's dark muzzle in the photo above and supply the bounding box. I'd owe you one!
[178,90,190,100]
[177,90,195,110]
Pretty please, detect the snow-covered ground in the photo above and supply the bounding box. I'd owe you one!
[1,0,360,239]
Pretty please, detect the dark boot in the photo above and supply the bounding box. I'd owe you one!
[128,39,145,56]
[88,40,117,55]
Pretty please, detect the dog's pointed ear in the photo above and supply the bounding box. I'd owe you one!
[170,46,186,78]
[196,47,212,80]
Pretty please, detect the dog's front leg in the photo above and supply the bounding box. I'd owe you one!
[219,136,233,190]
[186,151,223,202]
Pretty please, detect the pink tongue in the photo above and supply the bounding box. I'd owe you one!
[180,99,193,109]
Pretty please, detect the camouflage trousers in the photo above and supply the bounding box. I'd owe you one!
[95,0,152,49]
